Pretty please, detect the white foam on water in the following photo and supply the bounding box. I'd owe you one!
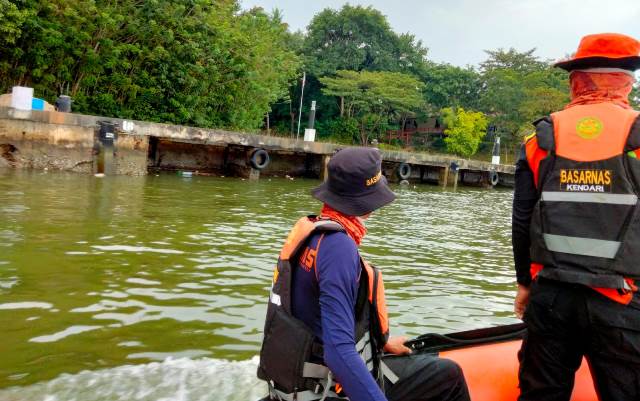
[0,357,265,401]
[91,245,184,255]
[29,325,102,343]
[125,278,162,286]
[0,302,53,310]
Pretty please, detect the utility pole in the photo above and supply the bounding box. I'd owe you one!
[296,71,306,141]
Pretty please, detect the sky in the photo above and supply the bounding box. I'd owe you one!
[240,0,640,68]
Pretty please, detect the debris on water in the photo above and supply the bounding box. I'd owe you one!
[94,173,105,178]
[399,180,409,186]
[179,171,193,178]
[285,175,294,181]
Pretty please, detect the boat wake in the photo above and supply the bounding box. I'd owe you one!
[0,357,265,401]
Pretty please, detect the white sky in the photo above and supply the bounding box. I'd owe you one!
[240,0,640,67]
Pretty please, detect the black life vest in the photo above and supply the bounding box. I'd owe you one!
[257,216,391,401]
[528,103,640,289]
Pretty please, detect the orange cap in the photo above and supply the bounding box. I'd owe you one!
[555,33,640,71]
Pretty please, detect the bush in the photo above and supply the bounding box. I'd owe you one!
[441,107,489,158]
[316,117,359,144]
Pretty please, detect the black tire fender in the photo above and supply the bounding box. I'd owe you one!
[489,170,499,186]
[250,148,270,170]
[397,162,411,180]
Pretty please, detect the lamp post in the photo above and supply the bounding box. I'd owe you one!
[296,72,306,140]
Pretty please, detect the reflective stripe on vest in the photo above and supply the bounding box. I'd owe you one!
[356,331,374,371]
[542,191,638,205]
[543,234,620,259]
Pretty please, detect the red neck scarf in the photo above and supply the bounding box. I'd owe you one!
[567,71,634,110]
[320,204,367,246]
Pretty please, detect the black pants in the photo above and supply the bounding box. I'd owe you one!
[381,353,470,401]
[519,278,640,401]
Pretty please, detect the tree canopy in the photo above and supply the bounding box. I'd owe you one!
[303,5,428,77]
[478,48,569,137]
[320,70,425,145]
[442,107,489,158]
[0,0,300,130]
[417,62,481,111]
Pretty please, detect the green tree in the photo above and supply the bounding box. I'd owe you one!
[316,117,360,144]
[480,48,546,73]
[320,70,425,145]
[0,0,300,130]
[303,5,427,77]
[268,4,430,137]
[0,0,29,45]
[418,62,481,111]
[478,48,568,140]
[442,107,489,157]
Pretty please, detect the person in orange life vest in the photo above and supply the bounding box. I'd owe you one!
[512,33,640,401]
[257,147,470,401]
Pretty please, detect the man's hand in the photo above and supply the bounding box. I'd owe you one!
[383,336,412,355]
[514,284,531,320]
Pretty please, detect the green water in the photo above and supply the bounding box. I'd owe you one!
[0,169,517,401]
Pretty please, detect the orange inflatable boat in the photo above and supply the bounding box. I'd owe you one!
[258,324,598,400]
[405,323,597,401]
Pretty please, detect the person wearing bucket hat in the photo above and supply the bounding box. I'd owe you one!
[311,147,396,216]
[257,147,470,401]
[512,33,640,401]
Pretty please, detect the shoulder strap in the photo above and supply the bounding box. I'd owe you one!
[313,219,345,232]
[280,216,344,261]
[524,116,555,189]
[533,116,555,152]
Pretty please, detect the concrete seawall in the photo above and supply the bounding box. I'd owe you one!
[0,107,515,187]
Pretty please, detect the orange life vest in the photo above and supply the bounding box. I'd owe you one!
[258,216,389,400]
[525,103,640,304]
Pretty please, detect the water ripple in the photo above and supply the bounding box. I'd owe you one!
[0,171,517,393]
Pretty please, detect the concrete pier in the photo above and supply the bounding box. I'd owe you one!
[0,107,515,187]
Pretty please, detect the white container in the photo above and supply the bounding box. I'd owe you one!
[11,86,33,110]
[304,128,316,142]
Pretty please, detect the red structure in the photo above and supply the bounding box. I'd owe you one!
[386,117,445,146]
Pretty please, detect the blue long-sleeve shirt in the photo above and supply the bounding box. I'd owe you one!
[291,231,387,401]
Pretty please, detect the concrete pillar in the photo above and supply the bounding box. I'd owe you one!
[452,169,459,191]
[439,166,450,188]
[249,168,260,180]
[95,122,117,175]
[94,141,116,175]
[321,155,331,182]
[223,145,261,179]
